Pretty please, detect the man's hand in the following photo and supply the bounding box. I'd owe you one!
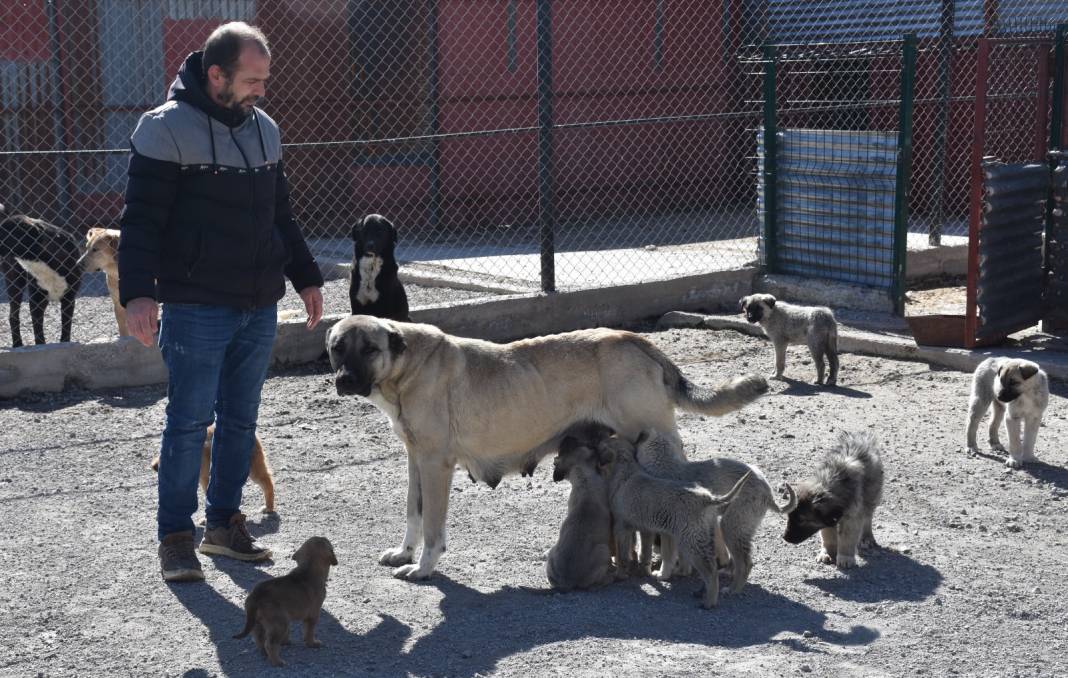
[299,286,323,330]
[126,297,159,347]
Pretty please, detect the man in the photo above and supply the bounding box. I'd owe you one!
[118,22,324,582]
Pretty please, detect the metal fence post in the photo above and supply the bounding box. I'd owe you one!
[762,43,778,274]
[892,33,917,316]
[46,0,71,226]
[537,0,556,293]
[965,36,991,348]
[427,0,442,233]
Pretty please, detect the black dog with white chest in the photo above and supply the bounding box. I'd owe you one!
[348,213,409,321]
[0,203,83,347]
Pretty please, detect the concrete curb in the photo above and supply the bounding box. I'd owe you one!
[0,268,754,398]
[657,311,1068,381]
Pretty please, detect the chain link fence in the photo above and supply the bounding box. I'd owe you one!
[1,1,1067,347]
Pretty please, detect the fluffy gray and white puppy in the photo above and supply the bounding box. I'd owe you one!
[740,293,839,386]
[595,432,751,609]
[783,431,883,569]
[634,428,796,593]
[965,357,1049,469]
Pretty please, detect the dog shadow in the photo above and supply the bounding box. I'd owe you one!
[170,558,410,676]
[968,450,1068,490]
[1019,461,1068,491]
[776,377,872,399]
[398,574,879,677]
[801,547,942,603]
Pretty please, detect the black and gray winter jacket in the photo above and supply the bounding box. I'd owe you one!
[117,51,323,309]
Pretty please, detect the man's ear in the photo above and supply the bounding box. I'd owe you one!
[388,330,406,356]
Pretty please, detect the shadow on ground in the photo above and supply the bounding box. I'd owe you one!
[802,547,942,604]
[170,556,410,677]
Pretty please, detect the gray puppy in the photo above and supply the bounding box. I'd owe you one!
[740,293,839,386]
[965,357,1050,469]
[546,426,618,591]
[595,432,751,608]
[234,537,338,666]
[634,428,796,593]
[783,431,883,569]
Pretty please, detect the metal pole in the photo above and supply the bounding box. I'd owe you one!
[1052,24,1067,152]
[965,36,991,348]
[427,0,442,233]
[1035,40,1051,161]
[46,0,71,226]
[761,43,778,273]
[930,0,956,246]
[536,0,555,293]
[892,34,917,316]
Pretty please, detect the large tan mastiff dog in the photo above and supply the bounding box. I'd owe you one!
[327,315,768,580]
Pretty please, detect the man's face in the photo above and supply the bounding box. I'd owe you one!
[210,46,270,115]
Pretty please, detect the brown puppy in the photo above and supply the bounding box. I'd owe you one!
[546,425,618,591]
[78,228,126,337]
[234,536,338,666]
[150,425,275,515]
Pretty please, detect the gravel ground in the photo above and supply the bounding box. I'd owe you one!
[0,276,495,348]
[1,326,1066,677]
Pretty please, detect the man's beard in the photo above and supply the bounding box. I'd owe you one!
[219,82,259,115]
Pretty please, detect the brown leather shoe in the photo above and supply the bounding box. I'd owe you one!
[198,513,272,561]
[159,531,205,582]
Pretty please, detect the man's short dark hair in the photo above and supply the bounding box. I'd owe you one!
[202,22,270,79]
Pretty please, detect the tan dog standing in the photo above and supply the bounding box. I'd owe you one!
[78,228,126,336]
[326,315,768,581]
[151,425,275,515]
[234,536,338,667]
[547,425,618,591]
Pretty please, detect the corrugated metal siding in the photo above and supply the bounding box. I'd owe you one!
[99,0,163,107]
[0,61,54,110]
[997,0,1068,33]
[165,0,256,21]
[974,159,1047,339]
[756,0,1068,43]
[761,0,987,43]
[758,128,900,287]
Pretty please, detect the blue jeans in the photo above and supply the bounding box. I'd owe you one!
[155,303,277,540]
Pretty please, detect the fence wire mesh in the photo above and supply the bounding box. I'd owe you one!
[1,1,1066,347]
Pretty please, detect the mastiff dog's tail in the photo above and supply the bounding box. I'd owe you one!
[630,336,768,416]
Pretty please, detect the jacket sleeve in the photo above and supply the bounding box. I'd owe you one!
[117,113,181,306]
[274,159,325,292]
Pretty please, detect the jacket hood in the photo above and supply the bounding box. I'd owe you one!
[167,51,250,128]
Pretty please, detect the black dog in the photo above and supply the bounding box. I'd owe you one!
[348,213,410,321]
[0,203,83,347]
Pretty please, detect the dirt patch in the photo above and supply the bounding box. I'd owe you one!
[1,327,1065,676]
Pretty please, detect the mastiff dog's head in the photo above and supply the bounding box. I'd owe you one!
[327,315,407,397]
[995,358,1041,403]
[739,293,777,324]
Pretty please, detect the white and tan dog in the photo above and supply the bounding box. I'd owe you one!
[78,227,127,337]
[965,357,1049,468]
[326,315,768,581]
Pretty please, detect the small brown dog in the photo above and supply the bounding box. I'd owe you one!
[150,425,275,515]
[78,227,126,336]
[234,536,338,666]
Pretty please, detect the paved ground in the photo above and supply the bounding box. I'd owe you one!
[2,325,1065,677]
